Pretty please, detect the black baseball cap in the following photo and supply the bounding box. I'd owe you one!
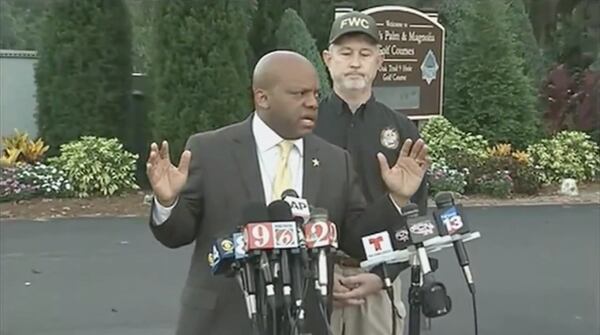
[328,11,379,44]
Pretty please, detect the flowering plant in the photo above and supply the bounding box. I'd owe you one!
[475,170,513,198]
[428,161,469,196]
[0,162,72,202]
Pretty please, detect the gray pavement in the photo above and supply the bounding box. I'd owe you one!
[1,204,599,335]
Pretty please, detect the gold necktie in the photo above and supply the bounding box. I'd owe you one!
[272,140,294,201]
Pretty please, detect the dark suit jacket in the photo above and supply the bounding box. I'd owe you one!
[149,115,402,335]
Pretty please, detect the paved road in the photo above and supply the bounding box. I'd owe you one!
[1,204,598,335]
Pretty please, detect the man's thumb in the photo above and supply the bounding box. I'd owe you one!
[377,152,389,176]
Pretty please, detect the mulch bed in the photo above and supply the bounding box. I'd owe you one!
[1,184,598,221]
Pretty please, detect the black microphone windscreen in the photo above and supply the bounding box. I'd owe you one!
[434,191,454,208]
[281,188,299,199]
[243,202,269,222]
[267,200,293,221]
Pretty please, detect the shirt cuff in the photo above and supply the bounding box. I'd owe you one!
[152,197,178,226]
[388,195,405,216]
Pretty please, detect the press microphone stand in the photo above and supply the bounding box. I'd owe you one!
[408,254,422,335]
[408,254,441,335]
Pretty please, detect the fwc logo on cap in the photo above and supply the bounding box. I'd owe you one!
[340,16,370,29]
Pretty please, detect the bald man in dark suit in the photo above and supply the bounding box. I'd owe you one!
[146,51,429,335]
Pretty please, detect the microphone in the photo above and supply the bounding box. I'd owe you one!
[281,188,312,273]
[207,235,236,276]
[433,192,476,294]
[403,204,451,318]
[232,231,255,320]
[306,207,337,303]
[267,200,295,310]
[361,230,396,290]
[403,205,439,275]
[241,202,270,326]
[280,189,310,332]
[281,189,311,224]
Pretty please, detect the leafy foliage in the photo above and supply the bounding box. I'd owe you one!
[34,0,133,154]
[441,0,541,148]
[527,131,600,183]
[276,8,331,98]
[149,0,251,157]
[428,162,468,196]
[0,162,72,202]
[1,130,49,166]
[421,116,489,169]
[48,137,139,197]
[475,170,513,198]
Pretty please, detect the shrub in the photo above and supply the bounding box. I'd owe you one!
[512,164,545,195]
[474,143,544,195]
[0,165,38,202]
[17,162,73,198]
[35,0,132,154]
[421,116,489,171]
[150,0,251,158]
[276,8,331,98]
[428,162,469,196]
[1,130,49,166]
[475,170,513,198]
[0,162,74,202]
[441,0,541,148]
[527,131,600,183]
[48,136,139,197]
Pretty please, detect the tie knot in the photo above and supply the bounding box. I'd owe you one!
[278,140,294,157]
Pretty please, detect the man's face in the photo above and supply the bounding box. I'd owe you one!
[323,34,382,92]
[255,64,319,139]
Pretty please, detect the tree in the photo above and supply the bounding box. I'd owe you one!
[355,0,420,10]
[248,0,287,66]
[149,0,251,157]
[440,0,541,148]
[0,0,54,50]
[35,0,133,153]
[506,0,544,88]
[296,0,335,53]
[125,0,156,73]
[276,8,332,97]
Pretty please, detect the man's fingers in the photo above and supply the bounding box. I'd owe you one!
[147,142,159,164]
[178,150,192,174]
[420,155,432,171]
[159,140,171,162]
[410,139,425,159]
[333,282,350,294]
[399,138,412,158]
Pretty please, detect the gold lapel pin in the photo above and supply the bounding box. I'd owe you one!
[312,158,320,167]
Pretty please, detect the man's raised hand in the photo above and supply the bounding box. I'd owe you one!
[146,141,191,207]
[377,138,429,205]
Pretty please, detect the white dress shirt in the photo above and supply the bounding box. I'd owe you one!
[153,113,304,225]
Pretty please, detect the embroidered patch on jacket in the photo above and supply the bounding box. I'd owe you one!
[380,127,400,149]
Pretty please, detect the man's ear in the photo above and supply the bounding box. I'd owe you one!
[254,88,269,109]
[376,46,384,68]
[322,49,332,69]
